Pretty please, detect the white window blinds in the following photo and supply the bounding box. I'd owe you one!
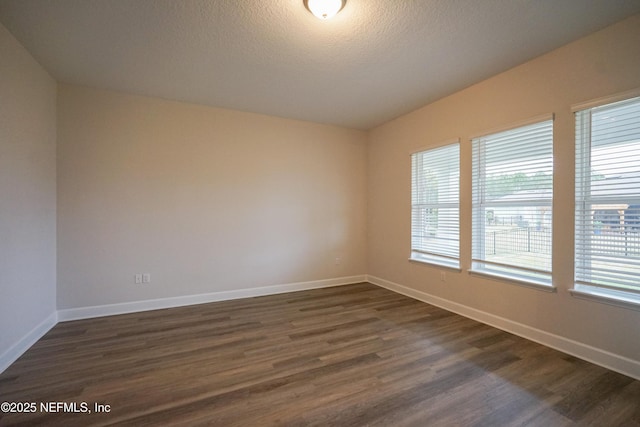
[411,142,460,268]
[575,96,640,300]
[471,118,554,285]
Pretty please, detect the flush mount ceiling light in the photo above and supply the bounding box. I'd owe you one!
[304,0,346,20]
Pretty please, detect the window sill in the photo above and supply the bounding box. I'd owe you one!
[408,255,461,272]
[570,288,640,312]
[468,269,556,293]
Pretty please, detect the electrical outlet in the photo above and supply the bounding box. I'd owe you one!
[142,273,151,283]
[440,271,446,282]
[335,257,341,265]
[135,274,143,284]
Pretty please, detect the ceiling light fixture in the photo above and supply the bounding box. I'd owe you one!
[304,0,346,20]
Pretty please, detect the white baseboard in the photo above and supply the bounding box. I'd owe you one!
[7,275,638,382]
[366,274,640,381]
[0,311,58,374]
[2,275,365,374]
[57,275,367,322]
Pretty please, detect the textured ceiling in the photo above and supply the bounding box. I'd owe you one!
[1,0,639,130]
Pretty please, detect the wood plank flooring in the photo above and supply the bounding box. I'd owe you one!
[1,283,639,426]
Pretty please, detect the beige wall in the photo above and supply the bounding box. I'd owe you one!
[57,85,367,309]
[0,23,57,359]
[368,15,640,361]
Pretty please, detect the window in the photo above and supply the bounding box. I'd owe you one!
[574,95,640,306]
[411,142,460,269]
[471,118,554,287]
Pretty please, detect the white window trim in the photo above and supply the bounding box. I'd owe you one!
[570,87,640,112]
[469,113,554,141]
[409,138,461,155]
[409,252,462,272]
[570,287,640,312]
[572,92,640,307]
[469,269,557,293]
[410,140,461,269]
[470,115,555,289]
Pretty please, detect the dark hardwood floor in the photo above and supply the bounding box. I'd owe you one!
[1,283,639,426]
